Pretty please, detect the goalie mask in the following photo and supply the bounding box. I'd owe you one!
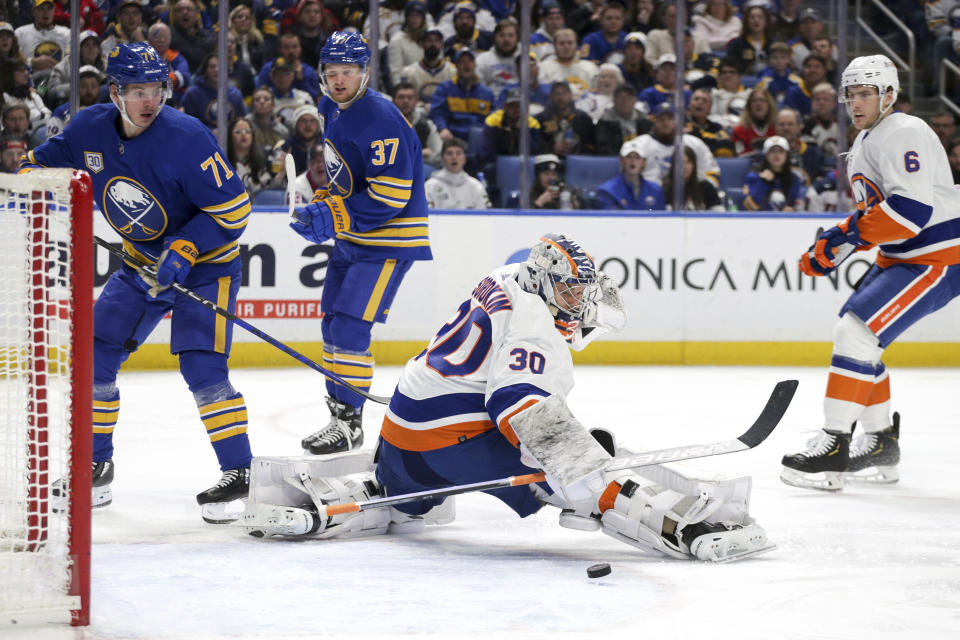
[318,31,372,108]
[106,42,171,130]
[839,54,899,125]
[518,233,601,344]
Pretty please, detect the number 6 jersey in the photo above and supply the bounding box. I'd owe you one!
[846,110,960,267]
[380,265,575,452]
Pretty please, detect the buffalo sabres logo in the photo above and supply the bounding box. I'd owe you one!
[102,177,167,242]
[324,140,353,197]
[849,173,883,212]
[84,151,104,174]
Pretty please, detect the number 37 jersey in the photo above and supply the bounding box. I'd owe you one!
[380,265,574,452]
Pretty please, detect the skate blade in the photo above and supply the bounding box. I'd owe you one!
[780,467,843,492]
[711,543,778,564]
[201,497,248,524]
[844,465,899,485]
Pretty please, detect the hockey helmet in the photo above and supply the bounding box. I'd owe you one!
[518,233,600,321]
[106,42,169,88]
[839,55,899,106]
[319,31,371,68]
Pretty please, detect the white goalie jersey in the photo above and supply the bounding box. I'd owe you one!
[846,111,960,267]
[380,265,575,453]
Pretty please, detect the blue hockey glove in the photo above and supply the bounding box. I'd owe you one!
[799,215,866,277]
[290,196,351,245]
[144,237,198,298]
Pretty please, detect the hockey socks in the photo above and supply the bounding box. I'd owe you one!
[196,387,252,471]
[92,384,120,462]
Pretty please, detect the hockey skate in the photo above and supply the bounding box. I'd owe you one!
[301,397,363,455]
[52,459,114,512]
[845,412,900,485]
[679,520,775,563]
[780,429,851,491]
[196,467,250,524]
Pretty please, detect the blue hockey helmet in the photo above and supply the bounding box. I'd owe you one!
[106,42,169,88]
[518,233,600,320]
[319,31,371,68]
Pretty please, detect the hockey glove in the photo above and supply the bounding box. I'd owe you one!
[289,196,351,245]
[144,237,198,299]
[799,215,868,277]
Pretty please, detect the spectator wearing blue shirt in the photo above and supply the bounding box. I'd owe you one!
[596,138,665,210]
[758,41,801,104]
[180,53,247,132]
[742,135,807,211]
[256,32,320,102]
[430,48,495,142]
[580,2,628,64]
[639,53,691,114]
[782,53,829,117]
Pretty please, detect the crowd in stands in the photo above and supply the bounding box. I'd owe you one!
[0,0,955,212]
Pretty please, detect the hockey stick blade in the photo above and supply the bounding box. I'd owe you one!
[605,379,798,472]
[94,236,392,405]
[285,152,297,218]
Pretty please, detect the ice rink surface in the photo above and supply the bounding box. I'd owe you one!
[7,365,960,640]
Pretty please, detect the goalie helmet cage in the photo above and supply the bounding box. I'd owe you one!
[0,169,92,627]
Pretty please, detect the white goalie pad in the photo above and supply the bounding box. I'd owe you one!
[242,451,456,538]
[633,461,754,525]
[248,451,376,508]
[510,395,612,500]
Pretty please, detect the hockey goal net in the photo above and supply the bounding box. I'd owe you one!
[0,169,93,626]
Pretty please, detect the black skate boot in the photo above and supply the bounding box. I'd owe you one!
[196,467,250,524]
[845,412,900,484]
[301,397,363,455]
[780,429,851,491]
[52,459,114,512]
[679,520,774,563]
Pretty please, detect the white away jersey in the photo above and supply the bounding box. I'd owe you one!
[380,265,574,452]
[637,132,720,187]
[847,112,960,267]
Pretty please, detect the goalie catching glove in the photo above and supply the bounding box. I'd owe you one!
[289,195,351,244]
[140,237,198,299]
[800,215,872,276]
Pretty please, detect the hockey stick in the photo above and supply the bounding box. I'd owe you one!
[323,379,798,517]
[285,152,297,218]
[94,236,391,405]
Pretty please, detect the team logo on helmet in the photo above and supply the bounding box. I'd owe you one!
[102,177,167,242]
[323,141,353,198]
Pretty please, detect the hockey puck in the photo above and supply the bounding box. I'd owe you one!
[586,563,611,579]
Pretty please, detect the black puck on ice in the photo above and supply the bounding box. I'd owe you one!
[586,563,611,579]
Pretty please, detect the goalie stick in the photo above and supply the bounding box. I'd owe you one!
[94,236,391,405]
[322,379,798,517]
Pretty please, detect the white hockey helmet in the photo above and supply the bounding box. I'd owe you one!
[517,233,600,321]
[839,55,899,110]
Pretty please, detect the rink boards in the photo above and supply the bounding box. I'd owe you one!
[93,209,960,368]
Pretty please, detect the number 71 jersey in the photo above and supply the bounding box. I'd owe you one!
[380,265,575,452]
[20,103,250,264]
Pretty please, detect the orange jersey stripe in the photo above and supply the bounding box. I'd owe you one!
[825,373,875,405]
[867,265,944,334]
[496,398,541,448]
[380,415,495,451]
[858,203,917,244]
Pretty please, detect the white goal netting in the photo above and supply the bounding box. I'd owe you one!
[0,169,91,624]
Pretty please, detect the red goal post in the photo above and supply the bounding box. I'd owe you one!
[0,169,93,626]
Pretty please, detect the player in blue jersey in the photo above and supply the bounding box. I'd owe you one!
[290,32,432,456]
[21,42,255,524]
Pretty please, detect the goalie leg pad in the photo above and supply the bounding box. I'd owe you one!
[242,504,322,537]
